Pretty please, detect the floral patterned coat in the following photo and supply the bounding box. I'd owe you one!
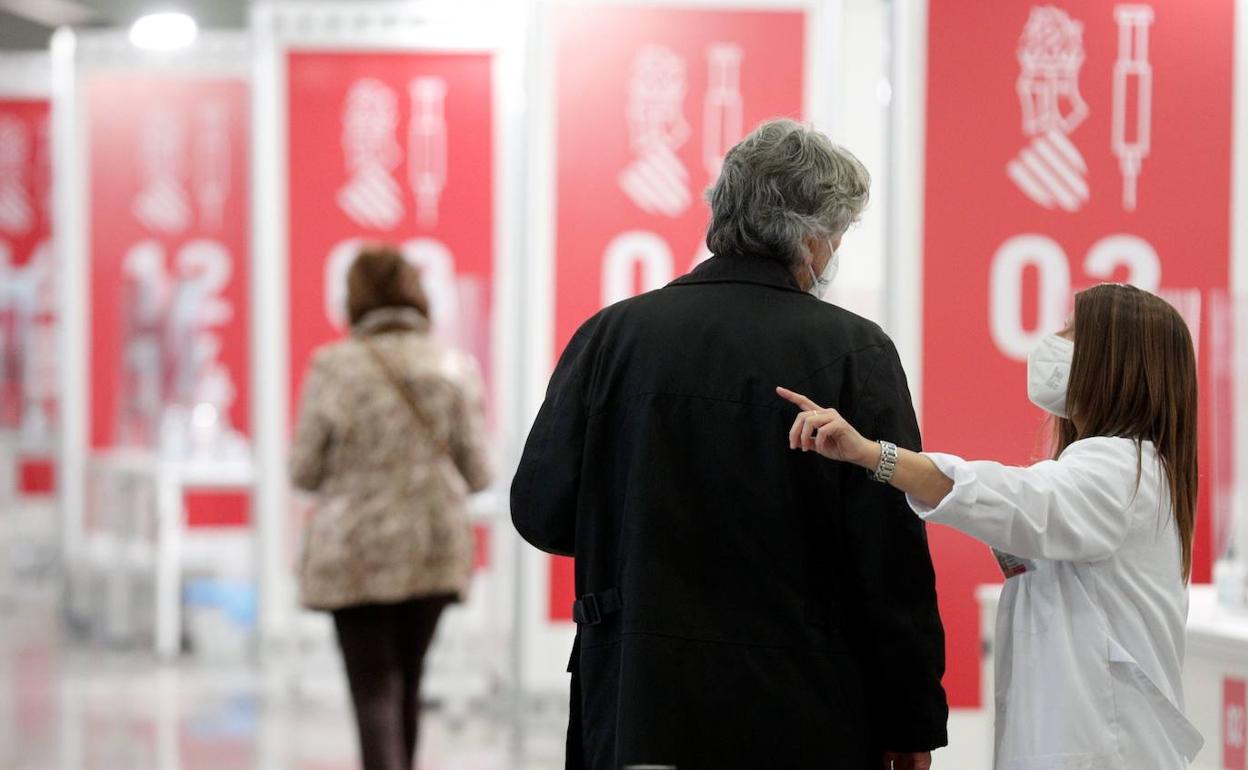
[291,308,492,610]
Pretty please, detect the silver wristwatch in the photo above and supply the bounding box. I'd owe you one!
[871,440,898,484]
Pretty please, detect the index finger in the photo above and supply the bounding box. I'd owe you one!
[776,386,821,411]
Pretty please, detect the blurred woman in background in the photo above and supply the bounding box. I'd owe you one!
[291,245,492,770]
[780,283,1203,770]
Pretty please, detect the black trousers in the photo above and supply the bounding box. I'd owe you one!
[332,595,454,770]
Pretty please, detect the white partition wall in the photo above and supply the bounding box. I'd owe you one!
[518,0,840,695]
[51,28,255,655]
[890,0,1248,713]
[247,1,529,709]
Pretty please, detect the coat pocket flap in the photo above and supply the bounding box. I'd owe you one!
[1106,637,1204,761]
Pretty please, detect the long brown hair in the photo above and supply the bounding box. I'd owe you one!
[1052,284,1198,580]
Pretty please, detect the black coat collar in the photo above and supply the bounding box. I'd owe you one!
[670,252,804,294]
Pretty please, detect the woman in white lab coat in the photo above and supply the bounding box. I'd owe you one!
[778,283,1203,770]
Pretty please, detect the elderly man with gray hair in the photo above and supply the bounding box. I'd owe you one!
[513,118,948,770]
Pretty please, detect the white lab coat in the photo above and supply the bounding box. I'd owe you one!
[908,436,1203,770]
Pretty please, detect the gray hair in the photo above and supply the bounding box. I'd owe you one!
[704,119,870,267]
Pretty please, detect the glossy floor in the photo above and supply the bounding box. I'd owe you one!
[0,595,989,770]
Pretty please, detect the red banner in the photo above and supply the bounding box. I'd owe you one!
[0,99,53,441]
[1228,677,1247,770]
[286,51,495,427]
[549,6,807,620]
[87,74,251,525]
[924,1,1235,705]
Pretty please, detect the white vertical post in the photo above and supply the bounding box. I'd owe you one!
[154,465,184,659]
[1232,0,1248,574]
[885,0,928,420]
[498,0,536,750]
[807,0,843,138]
[517,0,565,703]
[50,28,86,590]
[250,4,293,654]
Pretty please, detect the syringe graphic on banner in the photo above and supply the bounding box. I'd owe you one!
[702,44,744,182]
[164,240,233,417]
[0,240,55,440]
[22,243,55,441]
[408,78,448,230]
[338,79,405,231]
[194,103,231,231]
[1007,7,1090,212]
[1112,5,1154,212]
[118,242,171,447]
[0,116,34,234]
[133,110,192,234]
[165,272,209,407]
[619,45,692,218]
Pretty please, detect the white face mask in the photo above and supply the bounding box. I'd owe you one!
[807,244,839,300]
[1027,333,1074,418]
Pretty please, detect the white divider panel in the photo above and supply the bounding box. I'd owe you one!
[520,0,837,700]
[52,29,254,653]
[248,1,528,715]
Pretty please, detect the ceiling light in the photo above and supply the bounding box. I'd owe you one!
[129,12,198,51]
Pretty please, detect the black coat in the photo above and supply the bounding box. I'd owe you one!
[512,253,948,770]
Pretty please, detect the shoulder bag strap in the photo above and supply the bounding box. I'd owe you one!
[360,336,452,457]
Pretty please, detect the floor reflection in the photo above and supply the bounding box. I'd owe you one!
[0,597,565,770]
[0,569,986,770]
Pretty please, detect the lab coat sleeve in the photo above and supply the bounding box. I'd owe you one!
[510,321,597,557]
[839,343,949,752]
[908,437,1138,562]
